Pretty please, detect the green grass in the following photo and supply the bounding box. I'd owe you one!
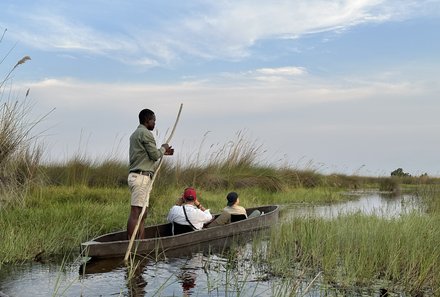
[260,187,440,295]
[1,47,45,209]
[0,185,344,265]
[0,186,128,264]
[1,183,439,295]
[35,130,440,193]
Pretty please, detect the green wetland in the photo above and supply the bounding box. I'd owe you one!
[1,186,439,296]
[1,36,439,296]
[1,99,439,295]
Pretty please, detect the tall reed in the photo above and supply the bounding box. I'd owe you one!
[39,132,440,193]
[263,187,440,295]
[0,47,46,208]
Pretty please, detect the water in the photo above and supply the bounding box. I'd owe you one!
[0,192,424,296]
[284,191,422,220]
[0,246,275,296]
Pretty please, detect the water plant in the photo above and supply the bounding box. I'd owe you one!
[262,188,440,295]
[0,33,52,209]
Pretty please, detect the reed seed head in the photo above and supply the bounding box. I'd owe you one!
[14,56,31,68]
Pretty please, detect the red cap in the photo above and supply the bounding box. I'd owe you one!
[183,187,197,201]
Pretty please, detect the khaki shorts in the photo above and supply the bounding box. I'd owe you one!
[127,173,152,207]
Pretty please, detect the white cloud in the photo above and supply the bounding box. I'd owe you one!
[17,14,134,54]
[5,0,438,64]
[166,0,436,59]
[118,56,159,67]
[256,66,306,76]
[24,69,428,119]
[13,66,439,175]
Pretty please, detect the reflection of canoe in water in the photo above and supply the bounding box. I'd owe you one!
[81,205,279,259]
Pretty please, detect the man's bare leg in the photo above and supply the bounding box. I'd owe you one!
[127,206,147,239]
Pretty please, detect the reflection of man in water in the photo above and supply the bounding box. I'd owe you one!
[126,258,148,297]
[179,268,197,296]
[176,253,204,296]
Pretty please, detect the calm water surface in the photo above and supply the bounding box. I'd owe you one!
[0,192,423,297]
[283,191,421,220]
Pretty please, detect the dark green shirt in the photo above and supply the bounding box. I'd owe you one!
[129,125,165,173]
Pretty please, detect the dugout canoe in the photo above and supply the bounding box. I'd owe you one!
[81,205,279,259]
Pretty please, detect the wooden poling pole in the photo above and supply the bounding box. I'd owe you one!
[124,103,183,262]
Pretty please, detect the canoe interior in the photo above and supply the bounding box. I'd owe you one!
[81,205,279,259]
[91,205,278,243]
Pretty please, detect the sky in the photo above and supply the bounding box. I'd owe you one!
[1,0,439,177]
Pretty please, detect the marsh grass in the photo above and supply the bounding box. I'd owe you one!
[3,128,440,296]
[0,186,130,265]
[418,185,440,214]
[37,130,328,191]
[378,176,401,193]
[0,183,345,266]
[0,40,50,209]
[51,254,80,297]
[3,184,438,295]
[0,97,44,208]
[261,189,440,295]
[40,157,128,187]
[39,132,440,194]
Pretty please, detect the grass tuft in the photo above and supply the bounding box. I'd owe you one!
[0,49,43,208]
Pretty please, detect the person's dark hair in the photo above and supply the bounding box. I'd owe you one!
[139,109,155,124]
[226,192,238,206]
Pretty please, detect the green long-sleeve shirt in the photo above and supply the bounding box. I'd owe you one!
[129,124,165,173]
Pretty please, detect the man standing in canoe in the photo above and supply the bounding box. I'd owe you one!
[127,108,174,239]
